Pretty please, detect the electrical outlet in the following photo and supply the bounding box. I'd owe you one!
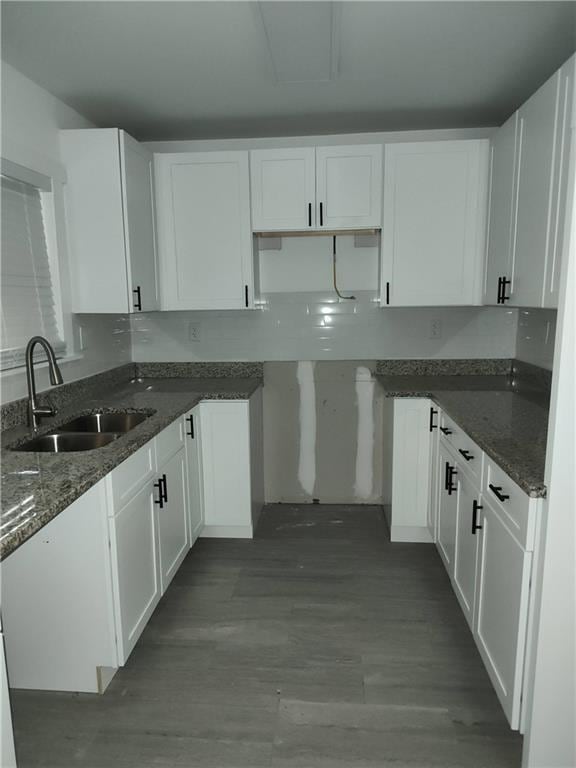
[429,319,442,339]
[188,323,201,342]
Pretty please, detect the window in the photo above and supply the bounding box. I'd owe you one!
[1,170,65,370]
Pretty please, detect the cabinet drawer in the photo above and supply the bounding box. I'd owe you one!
[156,418,184,467]
[439,412,483,485]
[483,458,537,550]
[110,441,156,512]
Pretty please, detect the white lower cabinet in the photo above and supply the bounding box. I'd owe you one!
[157,447,189,593]
[200,391,264,538]
[436,441,458,572]
[475,496,533,728]
[108,478,161,665]
[452,467,480,630]
[389,398,433,542]
[183,406,204,545]
[428,406,539,731]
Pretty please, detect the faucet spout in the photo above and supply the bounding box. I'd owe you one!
[25,336,64,431]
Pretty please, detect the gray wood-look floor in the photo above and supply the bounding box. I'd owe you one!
[11,504,522,768]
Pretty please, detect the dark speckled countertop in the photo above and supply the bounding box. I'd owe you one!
[0,375,261,561]
[377,372,549,498]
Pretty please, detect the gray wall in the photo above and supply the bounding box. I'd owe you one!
[263,361,385,504]
[515,308,557,370]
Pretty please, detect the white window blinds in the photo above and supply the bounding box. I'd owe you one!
[1,175,65,370]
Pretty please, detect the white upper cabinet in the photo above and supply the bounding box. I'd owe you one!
[315,145,383,229]
[381,140,489,306]
[61,128,158,314]
[155,151,254,310]
[250,148,316,231]
[484,54,575,308]
[250,144,382,232]
[484,113,519,305]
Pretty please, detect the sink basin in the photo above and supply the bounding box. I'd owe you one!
[56,412,149,434]
[12,432,120,453]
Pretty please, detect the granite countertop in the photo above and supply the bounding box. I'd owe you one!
[377,373,549,497]
[0,376,262,561]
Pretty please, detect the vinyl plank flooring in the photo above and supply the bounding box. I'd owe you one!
[10,503,522,768]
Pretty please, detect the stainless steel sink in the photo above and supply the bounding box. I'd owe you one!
[56,412,149,434]
[12,432,120,453]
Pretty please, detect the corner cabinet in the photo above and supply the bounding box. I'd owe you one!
[154,151,255,310]
[484,54,575,308]
[381,140,489,307]
[250,144,382,231]
[61,128,159,313]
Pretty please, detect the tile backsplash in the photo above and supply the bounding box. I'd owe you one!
[132,293,518,363]
[515,308,557,371]
[0,314,131,405]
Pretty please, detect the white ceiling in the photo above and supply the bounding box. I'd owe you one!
[2,1,575,140]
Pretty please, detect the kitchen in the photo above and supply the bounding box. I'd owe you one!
[0,2,575,767]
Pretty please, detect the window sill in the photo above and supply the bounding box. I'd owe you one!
[0,353,84,378]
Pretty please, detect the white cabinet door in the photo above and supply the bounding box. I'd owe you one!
[543,55,575,308]
[390,398,432,542]
[427,404,440,540]
[157,447,189,593]
[108,480,161,664]
[184,407,204,545]
[2,482,117,693]
[513,70,563,308]
[200,401,253,537]
[484,113,519,306]
[475,498,532,729]
[156,151,253,310]
[120,132,158,312]
[453,468,480,630]
[0,634,16,768]
[250,148,316,231]
[61,128,158,314]
[436,443,458,574]
[382,141,488,306]
[316,145,382,229]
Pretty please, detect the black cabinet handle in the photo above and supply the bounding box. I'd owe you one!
[489,484,510,502]
[385,282,390,305]
[308,202,312,227]
[447,465,457,495]
[444,461,451,491]
[319,202,324,226]
[133,285,142,311]
[459,449,474,461]
[244,285,249,308]
[501,277,511,303]
[154,477,164,508]
[161,473,168,503]
[497,276,511,304]
[472,500,483,534]
[186,415,194,439]
[440,427,452,435]
[429,407,438,432]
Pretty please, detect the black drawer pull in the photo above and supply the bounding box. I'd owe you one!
[459,449,474,461]
[429,407,438,432]
[440,427,452,435]
[447,465,457,495]
[186,415,194,439]
[489,484,510,502]
[133,285,142,311]
[308,202,312,227]
[472,500,483,534]
[154,477,164,508]
[319,201,324,226]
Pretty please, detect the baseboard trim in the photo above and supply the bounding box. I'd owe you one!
[201,524,253,539]
[390,525,433,543]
